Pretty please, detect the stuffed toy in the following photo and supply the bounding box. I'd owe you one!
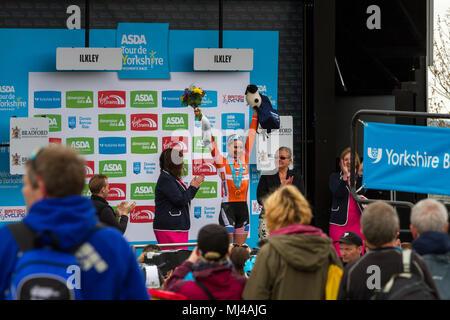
[245,84,280,133]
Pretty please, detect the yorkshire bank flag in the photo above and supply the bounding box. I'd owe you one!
[363,122,450,196]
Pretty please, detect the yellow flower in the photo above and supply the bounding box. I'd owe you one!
[192,88,203,95]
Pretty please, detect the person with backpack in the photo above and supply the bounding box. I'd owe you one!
[243,185,342,300]
[89,174,136,234]
[410,198,450,299]
[163,224,246,300]
[0,145,149,300]
[337,201,440,300]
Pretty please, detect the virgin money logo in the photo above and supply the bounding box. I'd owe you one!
[106,183,126,201]
[192,159,217,176]
[130,206,154,223]
[49,137,62,145]
[85,161,94,178]
[162,136,188,153]
[98,91,126,108]
[131,114,158,131]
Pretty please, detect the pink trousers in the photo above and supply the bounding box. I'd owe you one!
[154,230,189,250]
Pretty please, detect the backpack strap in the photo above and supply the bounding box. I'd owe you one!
[402,249,412,273]
[194,278,216,300]
[7,222,37,253]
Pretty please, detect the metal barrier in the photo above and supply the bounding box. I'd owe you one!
[133,242,197,250]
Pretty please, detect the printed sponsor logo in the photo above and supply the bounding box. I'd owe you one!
[0,207,26,222]
[85,161,95,178]
[98,137,126,154]
[130,182,156,200]
[195,181,218,199]
[130,205,154,223]
[66,137,94,154]
[82,184,91,198]
[161,90,186,108]
[221,113,245,130]
[34,91,61,109]
[130,137,158,154]
[143,162,157,174]
[162,113,188,130]
[130,91,158,108]
[79,116,92,129]
[133,162,141,174]
[99,160,127,178]
[182,160,189,177]
[106,183,127,201]
[34,114,61,132]
[130,114,158,131]
[98,90,126,108]
[66,91,94,108]
[192,159,217,176]
[367,147,383,164]
[200,90,217,108]
[68,116,76,129]
[162,136,188,153]
[193,136,215,154]
[222,94,245,104]
[98,114,126,131]
[194,206,202,219]
[0,85,15,93]
[49,137,62,145]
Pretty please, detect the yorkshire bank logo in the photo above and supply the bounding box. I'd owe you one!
[195,181,218,199]
[368,147,383,164]
[162,136,188,153]
[130,206,154,223]
[99,137,127,154]
[85,161,94,178]
[131,114,158,131]
[192,159,217,176]
[34,91,61,109]
[98,114,126,131]
[161,90,185,108]
[107,183,126,201]
[130,183,156,200]
[130,91,157,108]
[98,91,126,108]
[67,137,94,154]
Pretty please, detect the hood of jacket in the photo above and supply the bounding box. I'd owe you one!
[412,231,450,255]
[23,196,99,251]
[267,224,334,272]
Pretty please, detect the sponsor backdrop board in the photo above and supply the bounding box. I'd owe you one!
[0,27,279,248]
[29,71,251,243]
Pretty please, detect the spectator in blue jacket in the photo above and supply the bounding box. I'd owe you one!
[410,198,450,299]
[153,148,204,249]
[0,145,149,300]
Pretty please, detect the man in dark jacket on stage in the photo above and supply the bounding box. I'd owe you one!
[89,174,135,234]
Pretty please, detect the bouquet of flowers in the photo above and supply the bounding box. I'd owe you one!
[180,85,206,109]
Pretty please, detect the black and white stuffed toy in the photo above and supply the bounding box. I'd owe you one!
[245,84,280,133]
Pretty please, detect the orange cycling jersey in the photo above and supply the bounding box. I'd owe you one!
[209,113,258,202]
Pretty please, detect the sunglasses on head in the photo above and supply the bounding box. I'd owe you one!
[232,243,249,248]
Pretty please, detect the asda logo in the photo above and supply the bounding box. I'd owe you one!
[131,137,158,154]
[130,91,158,108]
[193,136,216,153]
[66,137,94,154]
[98,114,126,131]
[162,113,188,130]
[66,91,94,108]
[34,114,61,132]
[130,182,156,200]
[99,160,126,178]
[195,181,218,199]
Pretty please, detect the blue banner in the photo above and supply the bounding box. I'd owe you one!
[363,122,450,195]
[117,23,170,79]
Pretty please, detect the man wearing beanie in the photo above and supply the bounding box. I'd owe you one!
[164,224,247,299]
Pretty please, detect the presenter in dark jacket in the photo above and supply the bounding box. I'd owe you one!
[154,148,205,250]
[89,174,136,234]
[256,147,305,240]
